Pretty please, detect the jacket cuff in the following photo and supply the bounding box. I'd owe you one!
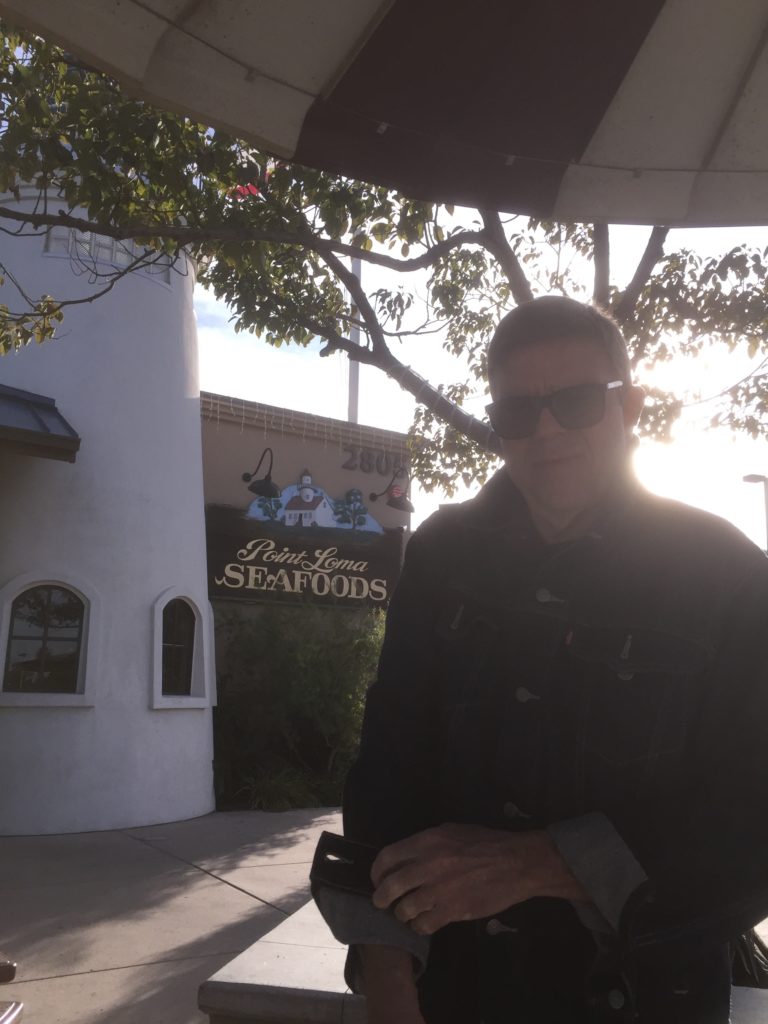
[312,886,430,992]
[547,812,647,932]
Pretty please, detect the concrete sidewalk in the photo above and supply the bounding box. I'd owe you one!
[0,808,341,1024]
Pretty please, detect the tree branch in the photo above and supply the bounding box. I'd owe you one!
[298,316,501,456]
[319,248,388,355]
[324,231,486,271]
[479,210,534,304]
[343,313,445,339]
[0,247,179,316]
[0,205,486,276]
[592,224,610,307]
[613,226,669,324]
[294,317,378,364]
[0,200,501,453]
[384,358,502,455]
[314,248,501,457]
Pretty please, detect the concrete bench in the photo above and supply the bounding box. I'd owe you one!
[734,988,768,1023]
[198,900,365,1024]
[199,902,768,1023]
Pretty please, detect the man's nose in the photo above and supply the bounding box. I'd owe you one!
[534,405,566,437]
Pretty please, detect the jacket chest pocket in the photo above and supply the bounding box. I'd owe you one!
[433,595,506,816]
[433,593,503,705]
[567,625,711,767]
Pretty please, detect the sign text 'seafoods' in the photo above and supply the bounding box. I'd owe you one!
[214,537,388,602]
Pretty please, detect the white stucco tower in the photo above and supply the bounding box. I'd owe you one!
[0,194,215,834]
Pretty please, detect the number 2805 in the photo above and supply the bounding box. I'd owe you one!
[342,446,406,476]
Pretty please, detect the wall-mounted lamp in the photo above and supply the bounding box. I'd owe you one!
[369,467,414,514]
[242,447,280,498]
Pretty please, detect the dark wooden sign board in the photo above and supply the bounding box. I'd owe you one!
[206,505,405,609]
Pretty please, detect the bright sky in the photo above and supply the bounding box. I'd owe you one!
[196,223,768,549]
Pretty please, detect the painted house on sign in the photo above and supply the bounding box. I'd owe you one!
[283,470,336,528]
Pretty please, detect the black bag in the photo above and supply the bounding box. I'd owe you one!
[732,928,768,988]
[309,831,378,899]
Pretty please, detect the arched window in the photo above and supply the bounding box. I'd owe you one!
[3,586,85,693]
[162,599,196,696]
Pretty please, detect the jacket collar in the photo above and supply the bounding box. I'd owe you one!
[459,466,642,544]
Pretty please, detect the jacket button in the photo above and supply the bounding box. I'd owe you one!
[607,989,626,1010]
[515,686,541,703]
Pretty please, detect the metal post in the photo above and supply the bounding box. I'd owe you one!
[743,474,768,553]
[347,256,361,424]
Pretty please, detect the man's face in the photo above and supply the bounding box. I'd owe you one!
[489,335,644,522]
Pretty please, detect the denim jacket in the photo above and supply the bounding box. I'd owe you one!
[317,471,768,1023]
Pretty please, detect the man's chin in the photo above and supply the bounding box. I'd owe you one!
[526,474,597,519]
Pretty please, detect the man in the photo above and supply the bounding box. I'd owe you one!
[314,297,768,1023]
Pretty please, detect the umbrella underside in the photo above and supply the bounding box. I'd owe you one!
[3,0,768,225]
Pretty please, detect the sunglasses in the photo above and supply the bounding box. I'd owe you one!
[486,381,624,440]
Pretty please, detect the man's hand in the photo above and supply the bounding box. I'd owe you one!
[371,823,588,935]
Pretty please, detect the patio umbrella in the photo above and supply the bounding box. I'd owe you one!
[2,0,768,226]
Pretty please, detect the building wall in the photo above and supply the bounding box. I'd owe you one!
[201,394,412,610]
[201,392,411,526]
[0,198,215,834]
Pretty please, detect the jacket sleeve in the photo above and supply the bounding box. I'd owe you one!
[548,812,647,933]
[562,561,768,964]
[314,515,449,986]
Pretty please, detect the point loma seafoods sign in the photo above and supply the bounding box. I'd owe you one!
[206,467,405,608]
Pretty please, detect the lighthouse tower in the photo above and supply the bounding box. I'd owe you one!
[0,194,215,834]
[299,469,315,503]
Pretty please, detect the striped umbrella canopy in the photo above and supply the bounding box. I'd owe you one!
[2,0,768,226]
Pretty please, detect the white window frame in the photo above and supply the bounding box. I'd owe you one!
[0,570,101,708]
[150,588,214,710]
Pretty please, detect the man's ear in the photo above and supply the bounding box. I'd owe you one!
[623,384,645,431]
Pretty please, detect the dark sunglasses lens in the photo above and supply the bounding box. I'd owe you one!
[550,384,606,429]
[488,396,540,439]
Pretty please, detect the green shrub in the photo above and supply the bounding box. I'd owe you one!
[212,601,384,810]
